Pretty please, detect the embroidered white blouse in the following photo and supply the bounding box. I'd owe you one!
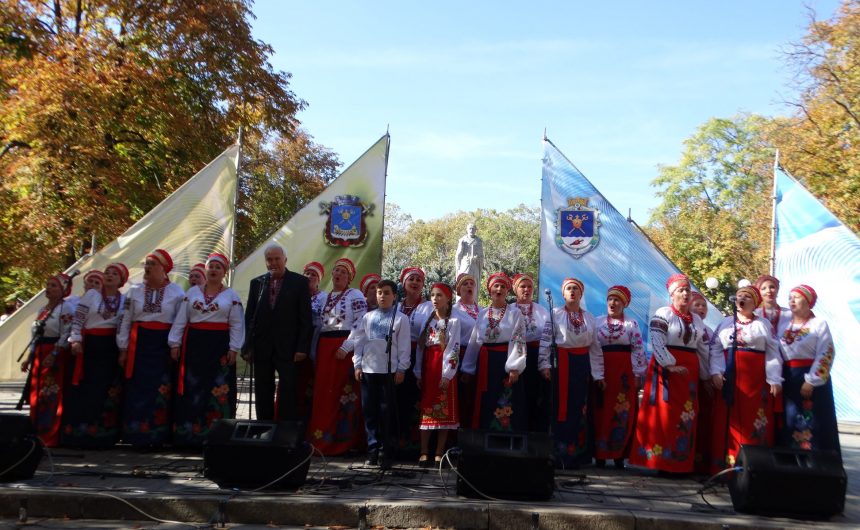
[167,286,245,352]
[510,301,550,343]
[777,316,835,387]
[709,315,783,385]
[452,300,480,346]
[648,306,710,379]
[462,305,527,375]
[537,307,602,377]
[414,315,462,381]
[117,282,185,350]
[350,308,411,374]
[593,315,648,377]
[69,289,125,343]
[319,288,367,353]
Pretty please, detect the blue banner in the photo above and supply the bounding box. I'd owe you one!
[774,166,860,422]
[539,139,722,351]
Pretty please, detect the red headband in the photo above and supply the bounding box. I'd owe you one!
[50,273,73,298]
[606,285,631,307]
[105,263,129,286]
[334,257,356,282]
[737,285,763,308]
[455,273,475,294]
[360,273,382,293]
[666,273,689,295]
[512,273,534,290]
[206,252,230,269]
[431,282,453,299]
[791,284,818,308]
[303,261,325,279]
[147,249,173,274]
[400,267,425,284]
[562,277,585,294]
[486,272,512,292]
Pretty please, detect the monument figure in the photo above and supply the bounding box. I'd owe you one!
[455,223,485,288]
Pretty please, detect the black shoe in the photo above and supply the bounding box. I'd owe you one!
[594,459,606,468]
[379,456,393,470]
[365,452,379,466]
[613,458,625,469]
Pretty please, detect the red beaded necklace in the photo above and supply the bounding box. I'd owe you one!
[782,316,811,345]
[486,305,506,341]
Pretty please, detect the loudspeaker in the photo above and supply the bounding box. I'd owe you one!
[455,429,554,500]
[0,414,43,482]
[729,444,846,518]
[203,420,311,489]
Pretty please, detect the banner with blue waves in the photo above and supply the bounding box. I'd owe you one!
[539,139,722,351]
[774,166,860,422]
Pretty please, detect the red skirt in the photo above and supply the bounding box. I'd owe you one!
[419,344,459,429]
[29,340,68,447]
[629,346,700,473]
[592,345,637,460]
[694,376,727,475]
[307,332,364,455]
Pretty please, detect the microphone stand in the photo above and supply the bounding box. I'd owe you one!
[544,290,558,439]
[383,286,402,464]
[722,296,739,469]
[16,317,48,410]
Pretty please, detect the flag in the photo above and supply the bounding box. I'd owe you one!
[539,138,722,350]
[774,165,860,422]
[0,145,239,380]
[232,135,388,303]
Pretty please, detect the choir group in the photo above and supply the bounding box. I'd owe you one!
[21,246,841,477]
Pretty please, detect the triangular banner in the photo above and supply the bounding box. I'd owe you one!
[232,135,388,303]
[539,138,722,349]
[0,144,239,380]
[774,165,860,422]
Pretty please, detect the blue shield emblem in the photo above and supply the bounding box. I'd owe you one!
[555,198,600,258]
[319,195,375,247]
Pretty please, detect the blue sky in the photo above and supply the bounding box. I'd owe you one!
[251,0,842,222]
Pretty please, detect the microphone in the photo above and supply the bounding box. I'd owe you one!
[544,288,552,302]
[729,295,738,302]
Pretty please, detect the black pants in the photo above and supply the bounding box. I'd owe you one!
[361,373,396,455]
[254,345,296,421]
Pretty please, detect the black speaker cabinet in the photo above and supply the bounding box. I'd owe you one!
[0,414,43,481]
[729,444,846,518]
[203,420,311,489]
[456,429,554,500]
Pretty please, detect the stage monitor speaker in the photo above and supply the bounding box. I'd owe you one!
[0,414,43,482]
[203,419,311,489]
[455,429,554,500]
[729,444,846,518]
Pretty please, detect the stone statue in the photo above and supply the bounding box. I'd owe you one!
[455,222,485,288]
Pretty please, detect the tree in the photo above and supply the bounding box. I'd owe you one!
[382,204,540,304]
[0,1,329,301]
[646,115,774,308]
[768,1,860,233]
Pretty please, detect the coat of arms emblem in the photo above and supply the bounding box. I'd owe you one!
[555,197,600,258]
[319,195,375,247]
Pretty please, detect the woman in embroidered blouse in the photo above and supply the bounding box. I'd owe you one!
[415,282,461,466]
[629,274,711,474]
[307,257,368,455]
[538,277,601,469]
[62,263,128,448]
[360,273,382,311]
[704,285,782,474]
[397,267,433,454]
[168,253,244,447]
[511,273,551,433]
[778,284,839,455]
[754,274,789,339]
[21,273,77,447]
[452,272,481,429]
[117,249,185,447]
[592,285,646,469]
[462,272,527,432]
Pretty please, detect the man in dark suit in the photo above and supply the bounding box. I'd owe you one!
[243,244,313,420]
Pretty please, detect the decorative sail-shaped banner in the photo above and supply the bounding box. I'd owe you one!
[232,134,388,303]
[774,165,860,422]
[0,145,239,380]
[539,138,722,349]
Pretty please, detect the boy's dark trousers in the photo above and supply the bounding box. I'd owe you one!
[361,372,396,462]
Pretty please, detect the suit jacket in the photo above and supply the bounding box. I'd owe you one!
[244,269,313,361]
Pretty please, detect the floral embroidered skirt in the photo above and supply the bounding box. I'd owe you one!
[554,346,591,468]
[121,325,173,447]
[61,329,122,448]
[172,324,236,447]
[472,342,526,432]
[419,344,459,430]
[781,359,840,455]
[307,331,364,455]
[592,344,636,461]
[28,338,67,447]
[629,346,700,473]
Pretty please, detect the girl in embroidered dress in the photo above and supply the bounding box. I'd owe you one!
[538,277,601,469]
[510,273,551,433]
[415,282,461,466]
[397,267,433,454]
[187,263,206,290]
[629,274,711,474]
[592,285,646,469]
[62,264,128,448]
[168,253,244,447]
[704,285,782,474]
[754,274,790,339]
[21,273,77,447]
[453,273,481,427]
[117,249,185,447]
[777,284,840,456]
[307,257,368,455]
[462,272,527,432]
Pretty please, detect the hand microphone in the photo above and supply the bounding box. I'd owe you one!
[728,295,738,302]
[544,288,552,302]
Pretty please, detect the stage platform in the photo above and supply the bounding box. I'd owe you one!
[1,382,858,529]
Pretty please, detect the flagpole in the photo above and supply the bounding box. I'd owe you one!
[381,129,391,274]
[770,150,779,276]
[228,126,243,288]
